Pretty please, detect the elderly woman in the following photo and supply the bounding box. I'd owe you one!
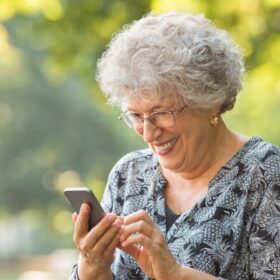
[70,11,280,280]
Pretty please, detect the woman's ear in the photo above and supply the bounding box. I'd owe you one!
[210,105,221,116]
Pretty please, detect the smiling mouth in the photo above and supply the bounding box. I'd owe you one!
[155,138,177,152]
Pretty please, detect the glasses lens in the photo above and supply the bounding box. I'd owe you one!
[153,112,174,128]
[120,111,176,129]
[122,114,143,129]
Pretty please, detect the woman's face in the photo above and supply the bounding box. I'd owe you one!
[123,97,218,174]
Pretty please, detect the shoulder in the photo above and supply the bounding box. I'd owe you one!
[111,148,157,172]
[243,136,280,159]
[107,148,159,182]
[239,137,280,194]
[102,149,159,214]
[224,137,280,197]
[241,137,280,174]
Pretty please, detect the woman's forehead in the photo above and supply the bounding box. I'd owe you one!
[122,96,177,112]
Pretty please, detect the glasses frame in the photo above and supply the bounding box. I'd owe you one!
[119,105,187,129]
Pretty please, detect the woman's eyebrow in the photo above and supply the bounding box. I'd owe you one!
[126,105,172,112]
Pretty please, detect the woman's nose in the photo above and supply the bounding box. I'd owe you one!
[141,119,162,143]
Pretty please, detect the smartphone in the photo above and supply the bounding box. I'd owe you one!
[64,187,105,230]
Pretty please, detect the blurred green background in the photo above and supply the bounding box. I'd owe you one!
[0,0,279,279]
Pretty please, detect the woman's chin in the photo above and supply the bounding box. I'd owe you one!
[158,157,187,173]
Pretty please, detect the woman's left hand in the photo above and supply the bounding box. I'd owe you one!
[119,210,181,280]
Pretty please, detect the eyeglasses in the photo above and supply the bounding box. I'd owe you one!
[119,105,187,130]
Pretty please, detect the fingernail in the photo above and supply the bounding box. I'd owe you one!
[115,219,123,227]
[117,217,124,225]
[107,213,117,222]
[81,203,88,212]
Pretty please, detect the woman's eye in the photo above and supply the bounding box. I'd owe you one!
[130,113,142,119]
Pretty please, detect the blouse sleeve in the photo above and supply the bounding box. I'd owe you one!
[249,173,280,279]
[69,263,79,280]
[69,263,119,280]
[101,159,126,215]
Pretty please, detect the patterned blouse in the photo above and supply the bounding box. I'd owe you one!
[70,137,280,280]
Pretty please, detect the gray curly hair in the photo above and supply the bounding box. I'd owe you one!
[96,11,244,114]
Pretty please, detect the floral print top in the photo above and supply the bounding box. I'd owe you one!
[70,137,280,280]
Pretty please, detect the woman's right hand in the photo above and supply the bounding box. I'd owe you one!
[72,203,123,280]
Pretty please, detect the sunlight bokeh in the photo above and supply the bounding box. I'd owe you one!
[0,0,279,279]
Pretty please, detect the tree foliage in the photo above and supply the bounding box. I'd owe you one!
[0,0,149,255]
[0,0,279,256]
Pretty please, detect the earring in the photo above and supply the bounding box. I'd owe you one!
[210,116,218,127]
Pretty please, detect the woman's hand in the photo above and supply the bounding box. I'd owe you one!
[73,203,123,280]
[119,210,181,280]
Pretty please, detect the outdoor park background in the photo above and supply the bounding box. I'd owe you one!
[0,0,279,279]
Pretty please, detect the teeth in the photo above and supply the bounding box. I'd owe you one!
[157,139,177,151]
